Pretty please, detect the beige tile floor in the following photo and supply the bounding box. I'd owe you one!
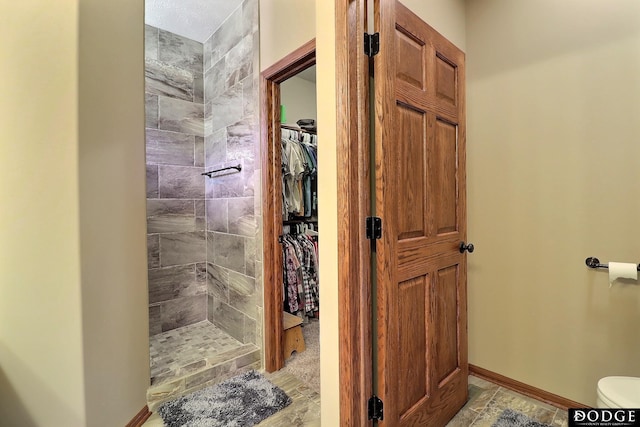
[144,373,567,426]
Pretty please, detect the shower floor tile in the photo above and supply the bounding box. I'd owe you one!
[149,320,245,385]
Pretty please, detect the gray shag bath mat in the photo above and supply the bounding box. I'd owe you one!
[158,370,292,427]
[492,409,552,427]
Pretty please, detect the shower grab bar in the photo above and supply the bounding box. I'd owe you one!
[585,257,640,271]
[202,164,242,178]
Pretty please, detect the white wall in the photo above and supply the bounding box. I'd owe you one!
[0,0,150,425]
[0,1,86,425]
[280,74,317,126]
[466,0,640,406]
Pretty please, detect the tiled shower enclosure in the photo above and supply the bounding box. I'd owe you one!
[144,0,262,392]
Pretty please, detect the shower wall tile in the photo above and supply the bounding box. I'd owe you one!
[194,74,204,104]
[243,0,259,36]
[145,25,159,60]
[160,231,206,266]
[158,30,203,75]
[148,264,206,304]
[196,263,207,284]
[228,197,255,236]
[211,85,243,133]
[161,295,207,332]
[227,117,255,162]
[211,232,245,274]
[194,136,204,167]
[207,263,229,302]
[158,97,204,136]
[195,200,206,218]
[211,300,245,342]
[146,129,195,166]
[228,271,256,318]
[146,94,159,128]
[149,304,162,336]
[225,35,253,88]
[145,59,194,102]
[146,164,159,198]
[206,199,228,233]
[158,166,205,199]
[147,215,199,234]
[146,26,207,332]
[211,171,244,199]
[244,316,256,345]
[205,129,227,168]
[255,260,263,308]
[203,36,213,73]
[147,199,194,217]
[208,7,243,66]
[148,234,160,269]
[205,0,261,346]
[205,58,227,103]
[245,237,256,278]
[241,76,254,117]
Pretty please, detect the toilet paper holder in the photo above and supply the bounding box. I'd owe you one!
[585,257,640,271]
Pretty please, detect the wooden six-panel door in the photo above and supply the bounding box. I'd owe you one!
[374,1,468,426]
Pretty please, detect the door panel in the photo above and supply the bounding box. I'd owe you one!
[375,1,467,426]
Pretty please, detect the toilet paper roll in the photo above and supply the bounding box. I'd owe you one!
[608,262,638,287]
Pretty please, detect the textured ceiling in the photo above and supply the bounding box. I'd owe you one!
[145,0,244,43]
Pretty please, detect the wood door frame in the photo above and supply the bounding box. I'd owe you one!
[261,0,371,424]
[261,38,317,374]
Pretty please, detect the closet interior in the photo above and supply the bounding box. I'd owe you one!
[277,65,320,392]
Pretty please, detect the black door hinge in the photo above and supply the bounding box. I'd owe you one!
[366,217,382,240]
[365,32,380,57]
[368,395,384,421]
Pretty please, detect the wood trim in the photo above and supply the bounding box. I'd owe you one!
[261,39,316,373]
[125,405,151,427]
[469,364,589,410]
[336,0,371,425]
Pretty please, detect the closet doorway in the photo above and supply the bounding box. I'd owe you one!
[261,40,318,374]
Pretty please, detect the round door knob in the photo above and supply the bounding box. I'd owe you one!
[459,241,474,253]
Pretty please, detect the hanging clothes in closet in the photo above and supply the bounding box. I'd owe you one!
[281,127,317,221]
[281,124,319,319]
[281,233,319,317]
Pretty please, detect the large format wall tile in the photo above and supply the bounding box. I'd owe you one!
[146,94,159,128]
[195,136,205,167]
[228,197,255,236]
[227,117,255,162]
[149,264,206,304]
[206,199,228,233]
[160,231,206,266]
[149,304,162,336]
[146,129,195,166]
[158,97,204,136]
[147,199,194,217]
[158,30,203,74]
[225,34,253,88]
[210,299,245,342]
[211,232,245,273]
[228,271,256,318]
[146,59,195,102]
[147,164,159,198]
[148,215,200,234]
[205,129,227,168]
[158,166,205,199]
[205,58,227,103]
[145,25,159,60]
[210,85,243,133]
[207,263,229,302]
[148,234,160,269]
[207,6,243,66]
[161,295,207,332]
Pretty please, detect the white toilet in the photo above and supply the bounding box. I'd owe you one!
[597,376,640,408]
